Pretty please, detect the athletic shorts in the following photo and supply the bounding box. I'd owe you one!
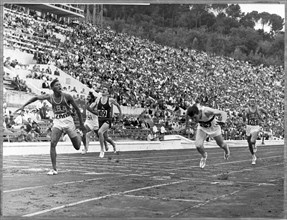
[246,125,261,136]
[53,116,78,138]
[84,119,99,131]
[195,125,222,146]
[99,118,112,129]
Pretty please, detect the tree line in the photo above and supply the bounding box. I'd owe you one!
[100,4,284,66]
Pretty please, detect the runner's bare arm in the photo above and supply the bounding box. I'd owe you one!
[260,107,268,118]
[14,94,50,113]
[111,99,122,119]
[205,108,227,122]
[86,103,98,115]
[66,94,84,127]
[185,113,190,128]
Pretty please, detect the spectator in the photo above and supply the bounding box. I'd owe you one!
[13,109,27,129]
[70,86,77,93]
[42,79,50,89]
[160,125,167,140]
[54,68,60,76]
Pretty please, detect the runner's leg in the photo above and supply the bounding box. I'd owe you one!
[213,134,230,159]
[50,127,63,171]
[98,122,110,157]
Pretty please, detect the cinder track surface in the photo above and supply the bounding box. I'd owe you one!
[2,143,284,219]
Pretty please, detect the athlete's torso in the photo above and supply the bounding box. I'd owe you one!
[97,97,112,120]
[246,107,261,126]
[198,106,217,128]
[49,93,72,119]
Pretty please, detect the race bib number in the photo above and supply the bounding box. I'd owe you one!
[98,110,107,117]
[55,113,70,119]
[249,119,258,125]
[87,115,93,120]
[199,121,212,128]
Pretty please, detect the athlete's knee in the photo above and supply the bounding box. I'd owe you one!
[50,139,58,148]
[218,141,227,148]
[195,144,204,149]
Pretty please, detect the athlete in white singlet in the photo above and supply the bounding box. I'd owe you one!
[15,79,86,175]
[81,91,99,154]
[185,104,230,169]
[241,97,268,165]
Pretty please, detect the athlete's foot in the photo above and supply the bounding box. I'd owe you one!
[99,151,105,158]
[252,154,257,165]
[47,169,58,175]
[224,146,230,160]
[199,152,207,169]
[81,149,87,155]
[105,146,109,152]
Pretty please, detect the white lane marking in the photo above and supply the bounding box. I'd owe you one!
[3,178,103,193]
[4,158,283,192]
[170,190,240,218]
[22,179,189,217]
[212,162,283,177]
[124,194,203,202]
[169,155,283,171]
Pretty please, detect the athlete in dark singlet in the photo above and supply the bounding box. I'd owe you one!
[96,87,122,158]
[242,97,268,165]
[15,79,86,175]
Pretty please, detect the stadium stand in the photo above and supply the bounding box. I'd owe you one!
[3,4,284,142]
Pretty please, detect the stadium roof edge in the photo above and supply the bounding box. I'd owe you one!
[15,4,84,18]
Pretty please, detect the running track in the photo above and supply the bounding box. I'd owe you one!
[2,143,285,218]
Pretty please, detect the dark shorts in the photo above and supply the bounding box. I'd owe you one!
[99,118,112,129]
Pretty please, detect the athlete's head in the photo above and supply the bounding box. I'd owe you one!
[50,79,62,93]
[249,97,256,107]
[101,86,109,97]
[186,104,201,122]
[87,91,96,103]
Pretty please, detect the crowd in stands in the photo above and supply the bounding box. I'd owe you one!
[3,4,284,141]
[4,58,31,93]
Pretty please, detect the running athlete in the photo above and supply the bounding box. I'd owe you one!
[185,103,230,168]
[241,97,268,165]
[96,86,122,158]
[81,91,99,154]
[15,79,86,175]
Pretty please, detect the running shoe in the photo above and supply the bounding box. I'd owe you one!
[99,151,105,158]
[199,153,207,168]
[47,169,58,175]
[81,149,87,155]
[224,146,230,160]
[252,154,257,165]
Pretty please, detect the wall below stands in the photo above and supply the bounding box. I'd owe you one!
[3,137,284,156]
[5,90,36,108]
[4,48,35,64]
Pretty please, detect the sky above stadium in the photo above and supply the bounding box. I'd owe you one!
[239,4,285,32]
[239,4,285,18]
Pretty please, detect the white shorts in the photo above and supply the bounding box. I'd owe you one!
[53,116,77,138]
[195,125,222,146]
[246,125,261,136]
[84,119,99,131]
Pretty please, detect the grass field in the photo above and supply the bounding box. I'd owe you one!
[2,143,285,219]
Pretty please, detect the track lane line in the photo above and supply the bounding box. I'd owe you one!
[22,179,190,217]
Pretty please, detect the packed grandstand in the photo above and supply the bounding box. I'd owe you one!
[3,4,284,143]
